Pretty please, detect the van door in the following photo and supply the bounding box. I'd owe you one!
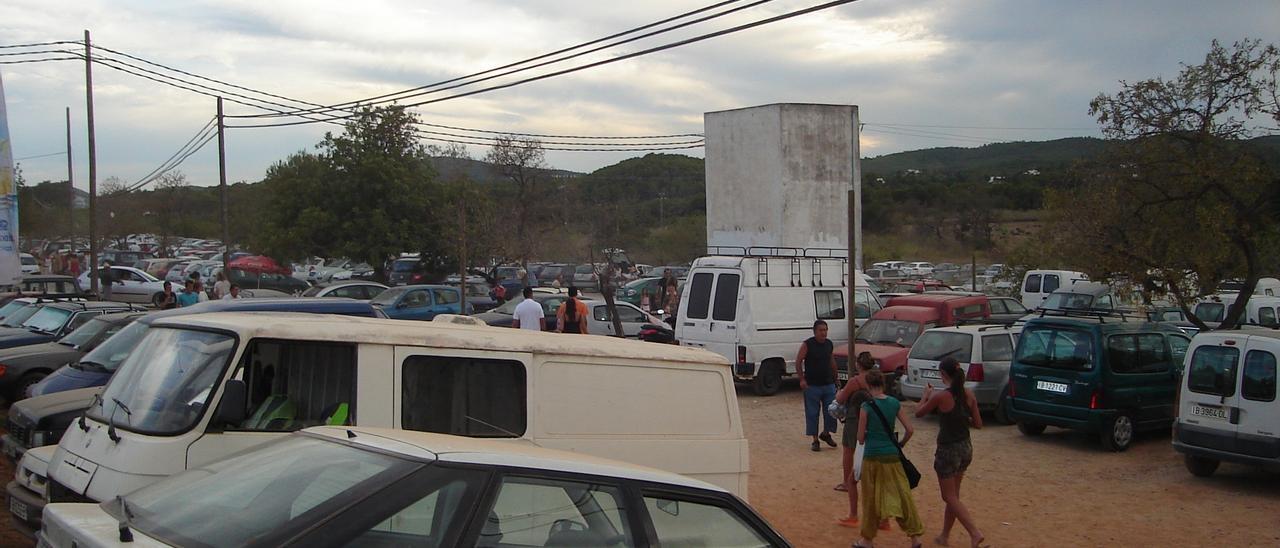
[1236,339,1279,458]
[1105,333,1179,426]
[679,270,741,365]
[1021,273,1042,309]
[1180,340,1242,451]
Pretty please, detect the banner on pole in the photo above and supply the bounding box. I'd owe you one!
[0,71,21,286]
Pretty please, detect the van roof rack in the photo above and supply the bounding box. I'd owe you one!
[1035,307,1137,322]
[705,246,848,259]
[976,324,1017,332]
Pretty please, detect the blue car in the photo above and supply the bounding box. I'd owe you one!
[29,298,382,398]
[370,284,469,320]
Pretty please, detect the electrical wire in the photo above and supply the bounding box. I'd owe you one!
[125,118,217,193]
[0,40,82,49]
[14,151,67,161]
[861,127,994,144]
[869,122,1098,131]
[234,0,771,119]
[0,56,80,65]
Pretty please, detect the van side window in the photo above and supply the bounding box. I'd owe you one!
[711,274,740,321]
[1242,350,1277,402]
[1108,334,1169,374]
[1259,307,1278,328]
[1169,336,1191,371]
[1024,274,1042,294]
[1187,346,1239,396]
[687,273,714,320]
[1096,294,1114,310]
[815,290,845,320]
[401,356,526,437]
[981,335,1014,362]
[1043,275,1060,293]
[236,340,357,431]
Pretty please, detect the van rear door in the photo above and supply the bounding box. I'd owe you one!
[1179,337,1242,452]
[678,270,741,366]
[1011,324,1095,417]
[1236,338,1279,458]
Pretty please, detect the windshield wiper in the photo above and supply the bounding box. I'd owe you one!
[78,392,104,432]
[931,348,964,361]
[76,359,109,372]
[107,397,132,443]
[57,340,77,347]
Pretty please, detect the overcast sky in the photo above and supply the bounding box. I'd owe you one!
[3,0,1276,189]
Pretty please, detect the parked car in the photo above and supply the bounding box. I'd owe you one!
[0,311,144,402]
[1173,328,1280,477]
[647,265,690,280]
[881,279,952,294]
[3,387,100,463]
[1006,311,1190,451]
[301,281,388,300]
[162,261,193,284]
[387,257,424,286]
[1030,281,1117,314]
[0,298,44,328]
[535,263,573,285]
[444,281,499,313]
[39,425,786,548]
[903,261,935,277]
[0,300,140,352]
[473,293,572,331]
[229,268,311,295]
[617,276,663,307]
[370,284,469,320]
[96,249,152,269]
[900,324,1022,424]
[0,275,86,306]
[573,263,601,286]
[19,253,38,275]
[1021,270,1089,310]
[76,265,168,305]
[987,296,1031,325]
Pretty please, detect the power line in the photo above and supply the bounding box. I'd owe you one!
[15,151,66,161]
[861,127,994,144]
[125,118,217,193]
[0,56,80,65]
[235,0,772,119]
[0,40,82,49]
[869,122,1098,131]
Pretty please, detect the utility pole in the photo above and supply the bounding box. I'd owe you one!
[458,186,468,315]
[84,30,99,298]
[65,107,73,239]
[217,97,230,276]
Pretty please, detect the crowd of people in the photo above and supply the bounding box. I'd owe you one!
[799,321,987,548]
[37,250,86,278]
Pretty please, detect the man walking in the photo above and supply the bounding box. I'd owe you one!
[512,287,544,331]
[796,319,839,451]
[98,261,121,301]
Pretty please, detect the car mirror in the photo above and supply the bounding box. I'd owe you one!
[214,379,247,427]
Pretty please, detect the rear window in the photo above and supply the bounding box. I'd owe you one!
[981,334,1015,361]
[686,273,713,320]
[1187,346,1239,396]
[1015,326,1093,370]
[909,332,972,363]
[712,274,740,321]
[1260,307,1278,328]
[1243,350,1276,402]
[1195,303,1225,323]
[1024,274,1042,294]
[392,259,418,272]
[954,304,986,320]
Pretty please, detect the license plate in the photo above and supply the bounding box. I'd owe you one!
[1191,404,1229,421]
[9,498,27,521]
[920,369,941,380]
[838,371,849,381]
[1036,380,1069,394]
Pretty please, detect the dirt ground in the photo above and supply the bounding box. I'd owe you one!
[741,383,1280,547]
[3,388,1279,547]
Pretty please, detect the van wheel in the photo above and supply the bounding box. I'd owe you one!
[993,389,1014,425]
[1100,412,1135,452]
[1017,422,1046,436]
[753,361,783,397]
[1184,455,1220,477]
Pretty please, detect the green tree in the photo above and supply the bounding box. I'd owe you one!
[1048,39,1280,329]
[485,135,548,267]
[257,106,445,278]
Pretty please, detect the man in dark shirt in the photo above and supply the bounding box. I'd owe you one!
[796,319,839,451]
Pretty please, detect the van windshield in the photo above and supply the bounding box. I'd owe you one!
[856,319,923,347]
[91,327,237,435]
[77,321,149,372]
[1015,325,1093,370]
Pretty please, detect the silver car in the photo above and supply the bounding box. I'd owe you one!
[899,324,1021,424]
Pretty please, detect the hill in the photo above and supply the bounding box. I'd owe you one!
[861,137,1110,178]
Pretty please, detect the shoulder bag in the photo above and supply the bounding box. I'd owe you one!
[867,398,922,489]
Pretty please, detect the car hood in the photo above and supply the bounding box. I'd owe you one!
[41,503,169,548]
[0,330,56,349]
[30,364,112,398]
[474,311,514,325]
[0,341,82,365]
[12,386,103,425]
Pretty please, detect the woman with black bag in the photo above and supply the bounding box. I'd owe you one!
[854,369,924,548]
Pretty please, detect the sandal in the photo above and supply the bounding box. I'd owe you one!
[836,516,859,528]
[834,482,848,492]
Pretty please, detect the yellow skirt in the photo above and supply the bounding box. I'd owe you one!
[859,454,925,539]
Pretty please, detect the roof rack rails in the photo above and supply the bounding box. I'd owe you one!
[705,246,848,259]
[977,324,1016,332]
[1035,307,1137,322]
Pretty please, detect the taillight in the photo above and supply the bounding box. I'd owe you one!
[737,345,747,365]
[0,363,6,377]
[1090,387,1104,410]
[1008,380,1015,398]
[966,363,985,382]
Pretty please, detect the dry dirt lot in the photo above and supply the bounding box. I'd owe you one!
[741,384,1280,547]
[3,387,1278,548]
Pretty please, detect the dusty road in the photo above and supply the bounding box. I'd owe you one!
[4,386,1279,547]
[741,383,1280,547]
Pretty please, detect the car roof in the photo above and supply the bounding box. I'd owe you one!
[306,426,723,492]
[922,324,1022,335]
[154,311,727,366]
[98,311,149,323]
[1023,314,1184,333]
[19,275,77,282]
[385,284,455,290]
[871,306,939,321]
[44,301,138,312]
[887,294,984,305]
[1194,327,1280,341]
[139,297,376,324]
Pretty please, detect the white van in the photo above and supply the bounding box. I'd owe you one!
[46,312,750,509]
[1020,270,1088,310]
[1194,295,1280,326]
[677,254,849,396]
[1174,329,1280,477]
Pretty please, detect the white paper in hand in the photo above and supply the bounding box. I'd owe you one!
[853,441,867,481]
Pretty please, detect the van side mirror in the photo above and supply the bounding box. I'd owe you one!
[215,380,247,427]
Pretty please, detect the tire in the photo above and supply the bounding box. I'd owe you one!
[1017,422,1046,436]
[7,372,47,402]
[152,292,166,307]
[1100,412,1135,452]
[752,361,783,397]
[1184,454,1220,477]
[993,387,1015,425]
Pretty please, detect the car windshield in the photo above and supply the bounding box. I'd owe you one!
[491,295,525,314]
[90,327,237,434]
[301,286,324,297]
[909,332,973,362]
[1042,292,1095,310]
[22,307,72,334]
[624,278,655,290]
[1015,325,1094,370]
[392,260,418,273]
[105,434,423,548]
[0,300,27,319]
[79,321,149,372]
[575,265,594,274]
[1,304,40,327]
[370,286,409,306]
[58,316,113,348]
[855,319,923,346]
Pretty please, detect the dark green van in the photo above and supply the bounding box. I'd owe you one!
[1007,313,1191,451]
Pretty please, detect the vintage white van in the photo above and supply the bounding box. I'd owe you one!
[46,312,750,509]
[1174,329,1280,477]
[676,253,850,396]
[1020,270,1089,310]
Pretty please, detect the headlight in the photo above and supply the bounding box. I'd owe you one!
[626,289,637,296]
[30,430,48,447]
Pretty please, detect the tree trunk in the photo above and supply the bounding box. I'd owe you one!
[1220,236,1261,330]
[601,268,625,338]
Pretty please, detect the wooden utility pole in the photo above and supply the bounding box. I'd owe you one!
[65,107,73,239]
[217,97,230,275]
[458,187,468,315]
[84,30,98,297]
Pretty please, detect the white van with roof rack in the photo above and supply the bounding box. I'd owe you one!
[45,312,750,512]
[676,247,851,396]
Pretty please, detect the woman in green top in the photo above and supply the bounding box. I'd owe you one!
[854,370,924,548]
